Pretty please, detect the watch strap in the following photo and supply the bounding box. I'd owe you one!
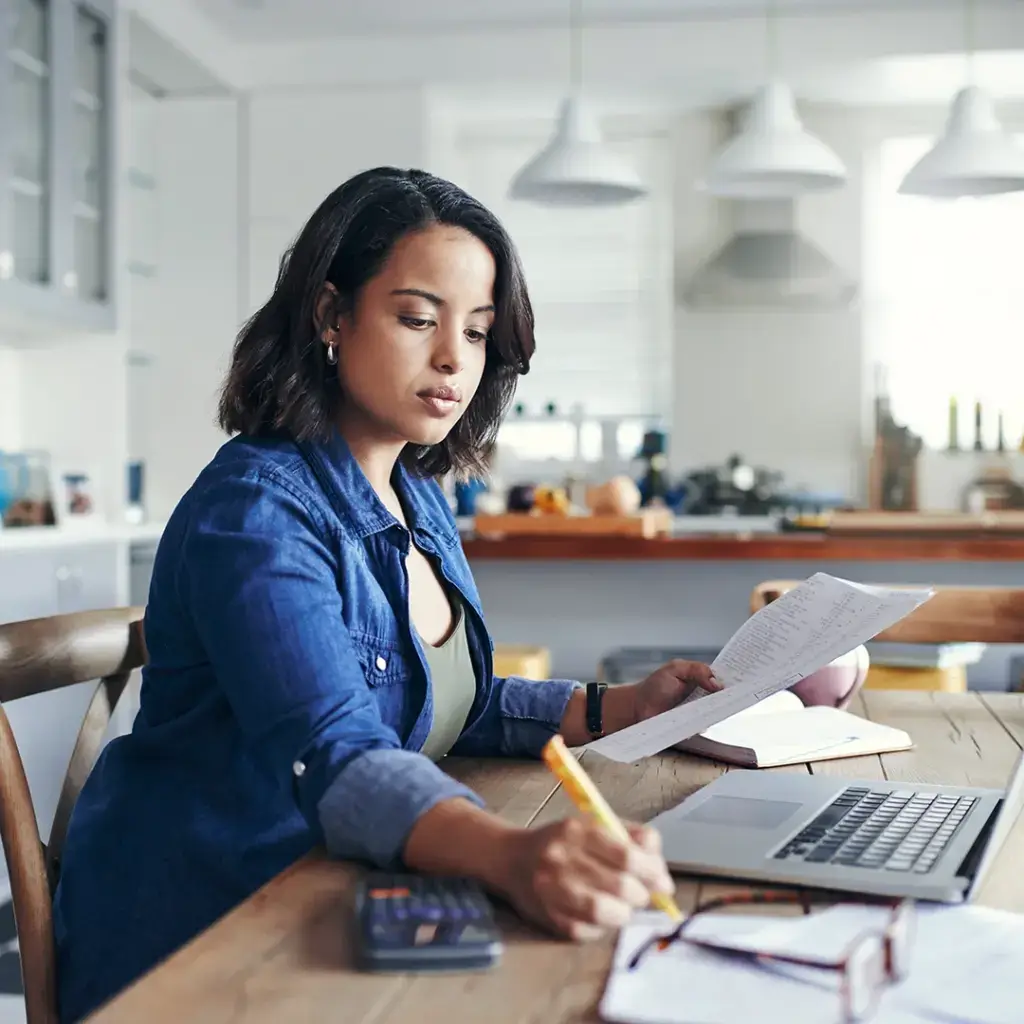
[585,682,608,739]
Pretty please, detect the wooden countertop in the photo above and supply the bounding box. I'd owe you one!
[88,691,1024,1024]
[461,531,1024,561]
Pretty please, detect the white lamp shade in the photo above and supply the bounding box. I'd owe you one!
[508,96,647,207]
[703,82,847,199]
[898,87,1024,198]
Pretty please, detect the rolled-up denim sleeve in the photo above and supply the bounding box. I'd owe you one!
[451,675,580,758]
[183,467,481,868]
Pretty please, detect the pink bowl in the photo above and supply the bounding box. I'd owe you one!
[790,644,870,710]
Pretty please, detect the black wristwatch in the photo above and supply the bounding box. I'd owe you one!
[585,682,608,739]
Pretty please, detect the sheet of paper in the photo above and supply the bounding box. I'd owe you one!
[600,911,938,1024]
[587,573,933,763]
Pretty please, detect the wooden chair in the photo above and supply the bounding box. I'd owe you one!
[0,608,147,1024]
[750,581,1024,644]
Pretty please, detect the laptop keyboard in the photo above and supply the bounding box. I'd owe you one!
[773,786,978,874]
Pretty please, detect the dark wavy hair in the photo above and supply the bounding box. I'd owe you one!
[218,167,534,478]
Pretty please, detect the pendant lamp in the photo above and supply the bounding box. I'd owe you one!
[703,81,847,198]
[899,87,1024,198]
[701,0,846,199]
[508,0,646,206]
[899,3,1024,198]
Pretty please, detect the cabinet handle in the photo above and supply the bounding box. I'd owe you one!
[56,565,71,582]
[62,271,78,292]
[0,252,13,280]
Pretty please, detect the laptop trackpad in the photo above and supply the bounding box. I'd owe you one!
[680,796,803,830]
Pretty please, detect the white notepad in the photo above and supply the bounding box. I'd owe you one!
[600,911,906,1024]
[602,905,1023,1024]
[674,690,912,768]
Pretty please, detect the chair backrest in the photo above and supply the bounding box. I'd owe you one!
[750,581,1024,644]
[0,608,147,1024]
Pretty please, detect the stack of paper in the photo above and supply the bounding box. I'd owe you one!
[601,904,1024,1024]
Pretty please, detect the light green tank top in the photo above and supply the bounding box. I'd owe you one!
[417,599,478,762]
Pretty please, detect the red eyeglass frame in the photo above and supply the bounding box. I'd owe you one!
[627,891,914,1024]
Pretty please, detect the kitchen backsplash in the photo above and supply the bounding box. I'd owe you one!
[0,347,21,451]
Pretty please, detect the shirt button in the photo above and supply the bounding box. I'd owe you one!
[375,655,388,671]
[292,760,306,778]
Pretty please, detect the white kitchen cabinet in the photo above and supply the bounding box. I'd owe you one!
[0,0,120,333]
[0,547,58,622]
[129,538,156,607]
[54,540,119,612]
[0,540,123,850]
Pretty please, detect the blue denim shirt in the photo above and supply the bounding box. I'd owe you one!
[53,431,578,1022]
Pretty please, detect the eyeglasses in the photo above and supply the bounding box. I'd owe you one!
[628,891,915,1023]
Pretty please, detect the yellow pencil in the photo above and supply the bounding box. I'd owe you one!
[541,734,683,922]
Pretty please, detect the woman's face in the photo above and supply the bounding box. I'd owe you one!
[326,223,496,450]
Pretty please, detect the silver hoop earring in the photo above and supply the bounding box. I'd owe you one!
[325,342,338,366]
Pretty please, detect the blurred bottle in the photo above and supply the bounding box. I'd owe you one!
[947,396,959,451]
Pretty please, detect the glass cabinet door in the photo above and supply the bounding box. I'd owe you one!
[71,4,107,303]
[8,0,51,286]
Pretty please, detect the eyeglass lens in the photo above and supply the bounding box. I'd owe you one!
[888,902,915,981]
[846,932,886,1021]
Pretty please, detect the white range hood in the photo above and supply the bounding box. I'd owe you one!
[682,198,857,310]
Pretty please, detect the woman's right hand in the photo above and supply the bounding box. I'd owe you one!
[493,817,675,941]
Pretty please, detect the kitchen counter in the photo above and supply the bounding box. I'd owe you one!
[0,521,166,551]
[461,531,1024,561]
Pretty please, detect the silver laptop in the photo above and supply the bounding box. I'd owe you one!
[651,751,1024,903]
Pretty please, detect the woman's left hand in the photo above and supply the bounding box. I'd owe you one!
[632,660,721,724]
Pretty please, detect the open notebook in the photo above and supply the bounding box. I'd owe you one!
[673,690,912,768]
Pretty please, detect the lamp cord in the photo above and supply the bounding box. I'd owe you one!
[569,0,583,93]
[964,0,977,84]
[765,0,779,79]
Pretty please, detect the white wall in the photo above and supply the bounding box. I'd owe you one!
[85,82,1024,515]
[429,99,869,499]
[17,334,129,519]
[245,86,428,316]
[671,106,868,499]
[131,97,240,521]
[118,85,429,520]
[0,348,21,450]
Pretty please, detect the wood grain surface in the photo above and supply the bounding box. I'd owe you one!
[461,533,1024,561]
[87,692,1024,1024]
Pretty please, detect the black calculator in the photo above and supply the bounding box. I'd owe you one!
[353,872,503,973]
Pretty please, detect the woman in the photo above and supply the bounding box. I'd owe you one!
[53,167,718,1021]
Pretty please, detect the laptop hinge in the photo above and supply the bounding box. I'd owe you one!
[957,799,1002,886]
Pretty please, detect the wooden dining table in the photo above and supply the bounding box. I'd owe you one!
[87,690,1024,1024]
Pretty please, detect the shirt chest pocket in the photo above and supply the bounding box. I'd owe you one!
[349,633,416,689]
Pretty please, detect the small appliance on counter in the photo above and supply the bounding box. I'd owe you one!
[677,453,782,515]
[677,453,835,517]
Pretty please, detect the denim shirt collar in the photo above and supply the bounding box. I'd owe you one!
[296,429,443,542]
